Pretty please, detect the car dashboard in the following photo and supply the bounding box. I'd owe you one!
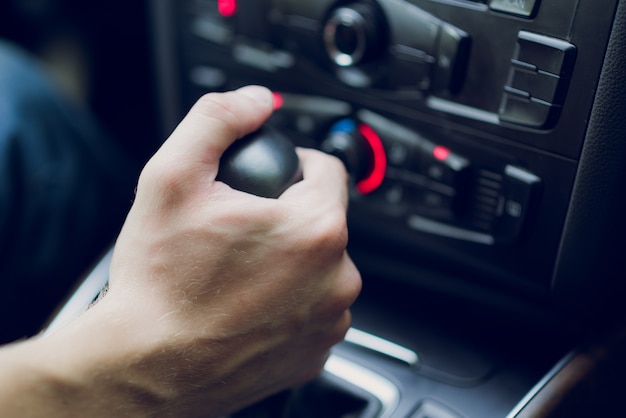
[39,0,626,416]
[151,0,621,317]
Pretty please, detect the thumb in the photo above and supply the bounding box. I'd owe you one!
[154,86,274,170]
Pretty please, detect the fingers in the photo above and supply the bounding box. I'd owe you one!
[280,148,350,211]
[154,86,274,169]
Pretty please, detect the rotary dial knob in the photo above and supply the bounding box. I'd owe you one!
[323,2,386,67]
[321,119,387,194]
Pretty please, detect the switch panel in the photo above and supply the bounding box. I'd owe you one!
[499,31,577,129]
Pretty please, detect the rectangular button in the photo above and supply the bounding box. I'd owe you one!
[370,179,410,208]
[494,165,541,243]
[499,92,561,129]
[510,68,561,103]
[489,0,539,17]
[418,142,470,188]
[516,31,577,76]
[433,23,470,94]
[388,45,434,91]
[416,188,457,221]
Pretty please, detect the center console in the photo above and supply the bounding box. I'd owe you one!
[150,0,619,311]
[143,0,626,416]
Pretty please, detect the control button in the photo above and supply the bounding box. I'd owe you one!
[415,187,457,221]
[189,65,228,89]
[466,169,503,233]
[380,139,414,170]
[217,0,237,17]
[494,165,541,243]
[232,42,295,72]
[384,1,440,58]
[190,15,234,45]
[498,31,576,128]
[357,109,424,168]
[489,0,539,17]
[510,58,537,72]
[388,45,434,91]
[433,23,471,95]
[367,179,411,216]
[418,142,470,189]
[516,31,576,76]
[503,85,530,100]
[499,92,560,129]
[323,3,387,67]
[379,181,408,206]
[408,214,495,245]
[412,141,470,220]
[270,93,352,138]
[322,120,374,182]
[509,67,561,103]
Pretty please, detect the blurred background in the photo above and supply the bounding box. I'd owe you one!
[0,1,161,343]
[0,0,159,163]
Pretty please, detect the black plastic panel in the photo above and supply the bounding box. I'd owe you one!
[150,0,621,322]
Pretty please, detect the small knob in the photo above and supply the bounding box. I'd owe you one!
[217,128,302,198]
[321,119,375,183]
[323,3,386,67]
[321,119,387,194]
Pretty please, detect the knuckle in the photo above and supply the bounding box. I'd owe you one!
[308,208,349,255]
[341,263,363,303]
[330,263,362,313]
[308,261,361,324]
[140,159,176,190]
[136,158,190,205]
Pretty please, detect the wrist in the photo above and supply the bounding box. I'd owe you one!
[0,297,171,418]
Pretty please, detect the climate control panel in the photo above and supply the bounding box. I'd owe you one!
[269,93,540,245]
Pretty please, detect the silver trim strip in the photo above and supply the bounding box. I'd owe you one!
[505,165,541,185]
[408,214,495,245]
[43,249,112,334]
[505,351,576,418]
[346,328,419,367]
[427,97,500,125]
[324,354,400,418]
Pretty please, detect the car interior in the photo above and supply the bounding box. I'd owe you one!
[3,0,626,417]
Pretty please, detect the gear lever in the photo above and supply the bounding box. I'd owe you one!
[217,127,302,198]
[45,127,302,333]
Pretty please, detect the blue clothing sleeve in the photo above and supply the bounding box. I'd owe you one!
[0,41,139,343]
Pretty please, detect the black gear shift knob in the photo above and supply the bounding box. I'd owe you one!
[217,127,302,198]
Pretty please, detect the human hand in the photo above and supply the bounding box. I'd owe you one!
[4,86,361,418]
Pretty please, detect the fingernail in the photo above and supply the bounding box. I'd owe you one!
[237,85,273,107]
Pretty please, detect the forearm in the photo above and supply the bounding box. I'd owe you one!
[0,289,293,418]
[0,301,165,418]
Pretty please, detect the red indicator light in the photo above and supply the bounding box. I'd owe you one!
[357,124,387,194]
[433,145,450,161]
[218,0,237,17]
[271,92,284,110]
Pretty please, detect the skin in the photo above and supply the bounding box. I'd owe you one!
[0,86,362,417]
